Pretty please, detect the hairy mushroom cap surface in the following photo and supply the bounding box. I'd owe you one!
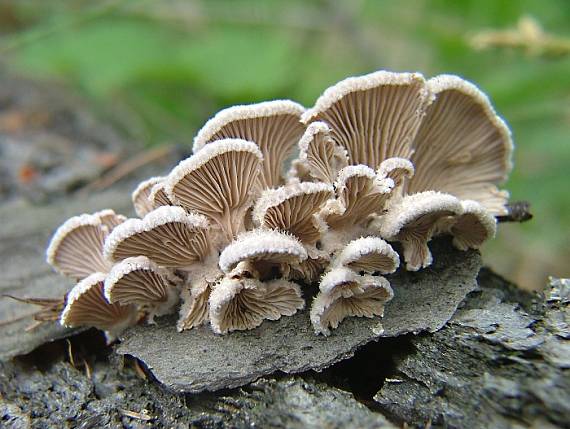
[380,191,463,271]
[192,101,306,189]
[218,229,308,277]
[60,272,138,341]
[176,278,214,331]
[166,139,263,241]
[209,276,304,334]
[377,157,415,190]
[148,182,172,208]
[310,275,393,336]
[253,182,334,245]
[46,212,113,279]
[297,121,348,183]
[104,256,179,321]
[336,236,400,274]
[319,267,364,298]
[95,209,127,232]
[104,206,211,268]
[321,165,394,230]
[132,177,163,218]
[444,200,497,251]
[407,75,513,215]
[302,71,432,169]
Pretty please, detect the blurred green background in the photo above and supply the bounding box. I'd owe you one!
[1,0,568,290]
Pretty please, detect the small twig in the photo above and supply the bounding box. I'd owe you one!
[83,358,92,379]
[66,339,76,368]
[118,408,154,421]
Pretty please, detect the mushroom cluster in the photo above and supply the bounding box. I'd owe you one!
[46,71,512,340]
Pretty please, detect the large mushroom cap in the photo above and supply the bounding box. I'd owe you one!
[166,139,263,241]
[46,212,113,279]
[253,182,334,245]
[297,121,348,184]
[193,100,306,189]
[445,200,497,251]
[407,74,513,215]
[310,274,393,336]
[104,256,179,320]
[336,236,400,274]
[209,276,304,334]
[321,165,394,230]
[380,191,463,271]
[302,71,432,169]
[218,229,308,277]
[132,177,164,218]
[103,206,211,268]
[60,272,138,341]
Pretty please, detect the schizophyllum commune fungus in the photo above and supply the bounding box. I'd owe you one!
[45,70,512,340]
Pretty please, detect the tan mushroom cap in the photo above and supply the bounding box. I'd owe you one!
[132,177,163,218]
[310,275,393,336]
[218,229,308,275]
[336,236,400,274]
[302,71,432,169]
[321,165,394,230]
[319,267,364,298]
[380,191,463,271]
[166,139,263,241]
[407,75,513,215]
[148,182,172,208]
[209,276,304,334]
[103,206,211,268]
[177,279,213,331]
[289,254,330,285]
[60,272,138,341]
[377,157,415,189]
[104,256,179,320]
[95,209,127,232]
[46,212,113,280]
[253,182,334,245]
[192,100,306,189]
[297,121,348,184]
[444,200,497,251]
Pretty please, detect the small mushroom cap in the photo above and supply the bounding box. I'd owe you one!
[377,157,415,189]
[60,272,138,340]
[177,278,214,331]
[407,75,513,215]
[319,267,363,298]
[289,254,330,285]
[336,236,400,274]
[297,121,348,183]
[253,182,334,245]
[310,275,393,336]
[209,276,304,334]
[302,70,432,169]
[321,165,394,229]
[148,182,172,208]
[46,212,113,279]
[218,229,308,274]
[132,177,164,218]
[104,206,211,268]
[104,256,179,319]
[192,100,306,189]
[95,209,127,232]
[380,191,463,271]
[166,139,263,240]
[446,200,497,251]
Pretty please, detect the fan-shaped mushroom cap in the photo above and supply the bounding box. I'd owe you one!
[407,75,513,215]
[320,165,394,230]
[148,182,172,208]
[336,236,400,274]
[166,139,263,241]
[442,200,497,251]
[104,256,179,321]
[289,254,330,285]
[297,121,348,183]
[104,206,211,268]
[176,277,215,331]
[380,191,463,271]
[192,101,306,189]
[319,267,364,298]
[310,275,393,336]
[218,229,308,277]
[302,71,432,169]
[46,212,114,279]
[253,182,334,245]
[132,177,163,218]
[60,272,138,341]
[377,158,415,189]
[95,209,127,232]
[209,276,304,334]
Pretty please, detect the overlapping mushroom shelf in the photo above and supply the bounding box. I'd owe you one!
[45,70,513,341]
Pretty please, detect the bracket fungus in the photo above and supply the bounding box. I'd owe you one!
[42,69,514,342]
